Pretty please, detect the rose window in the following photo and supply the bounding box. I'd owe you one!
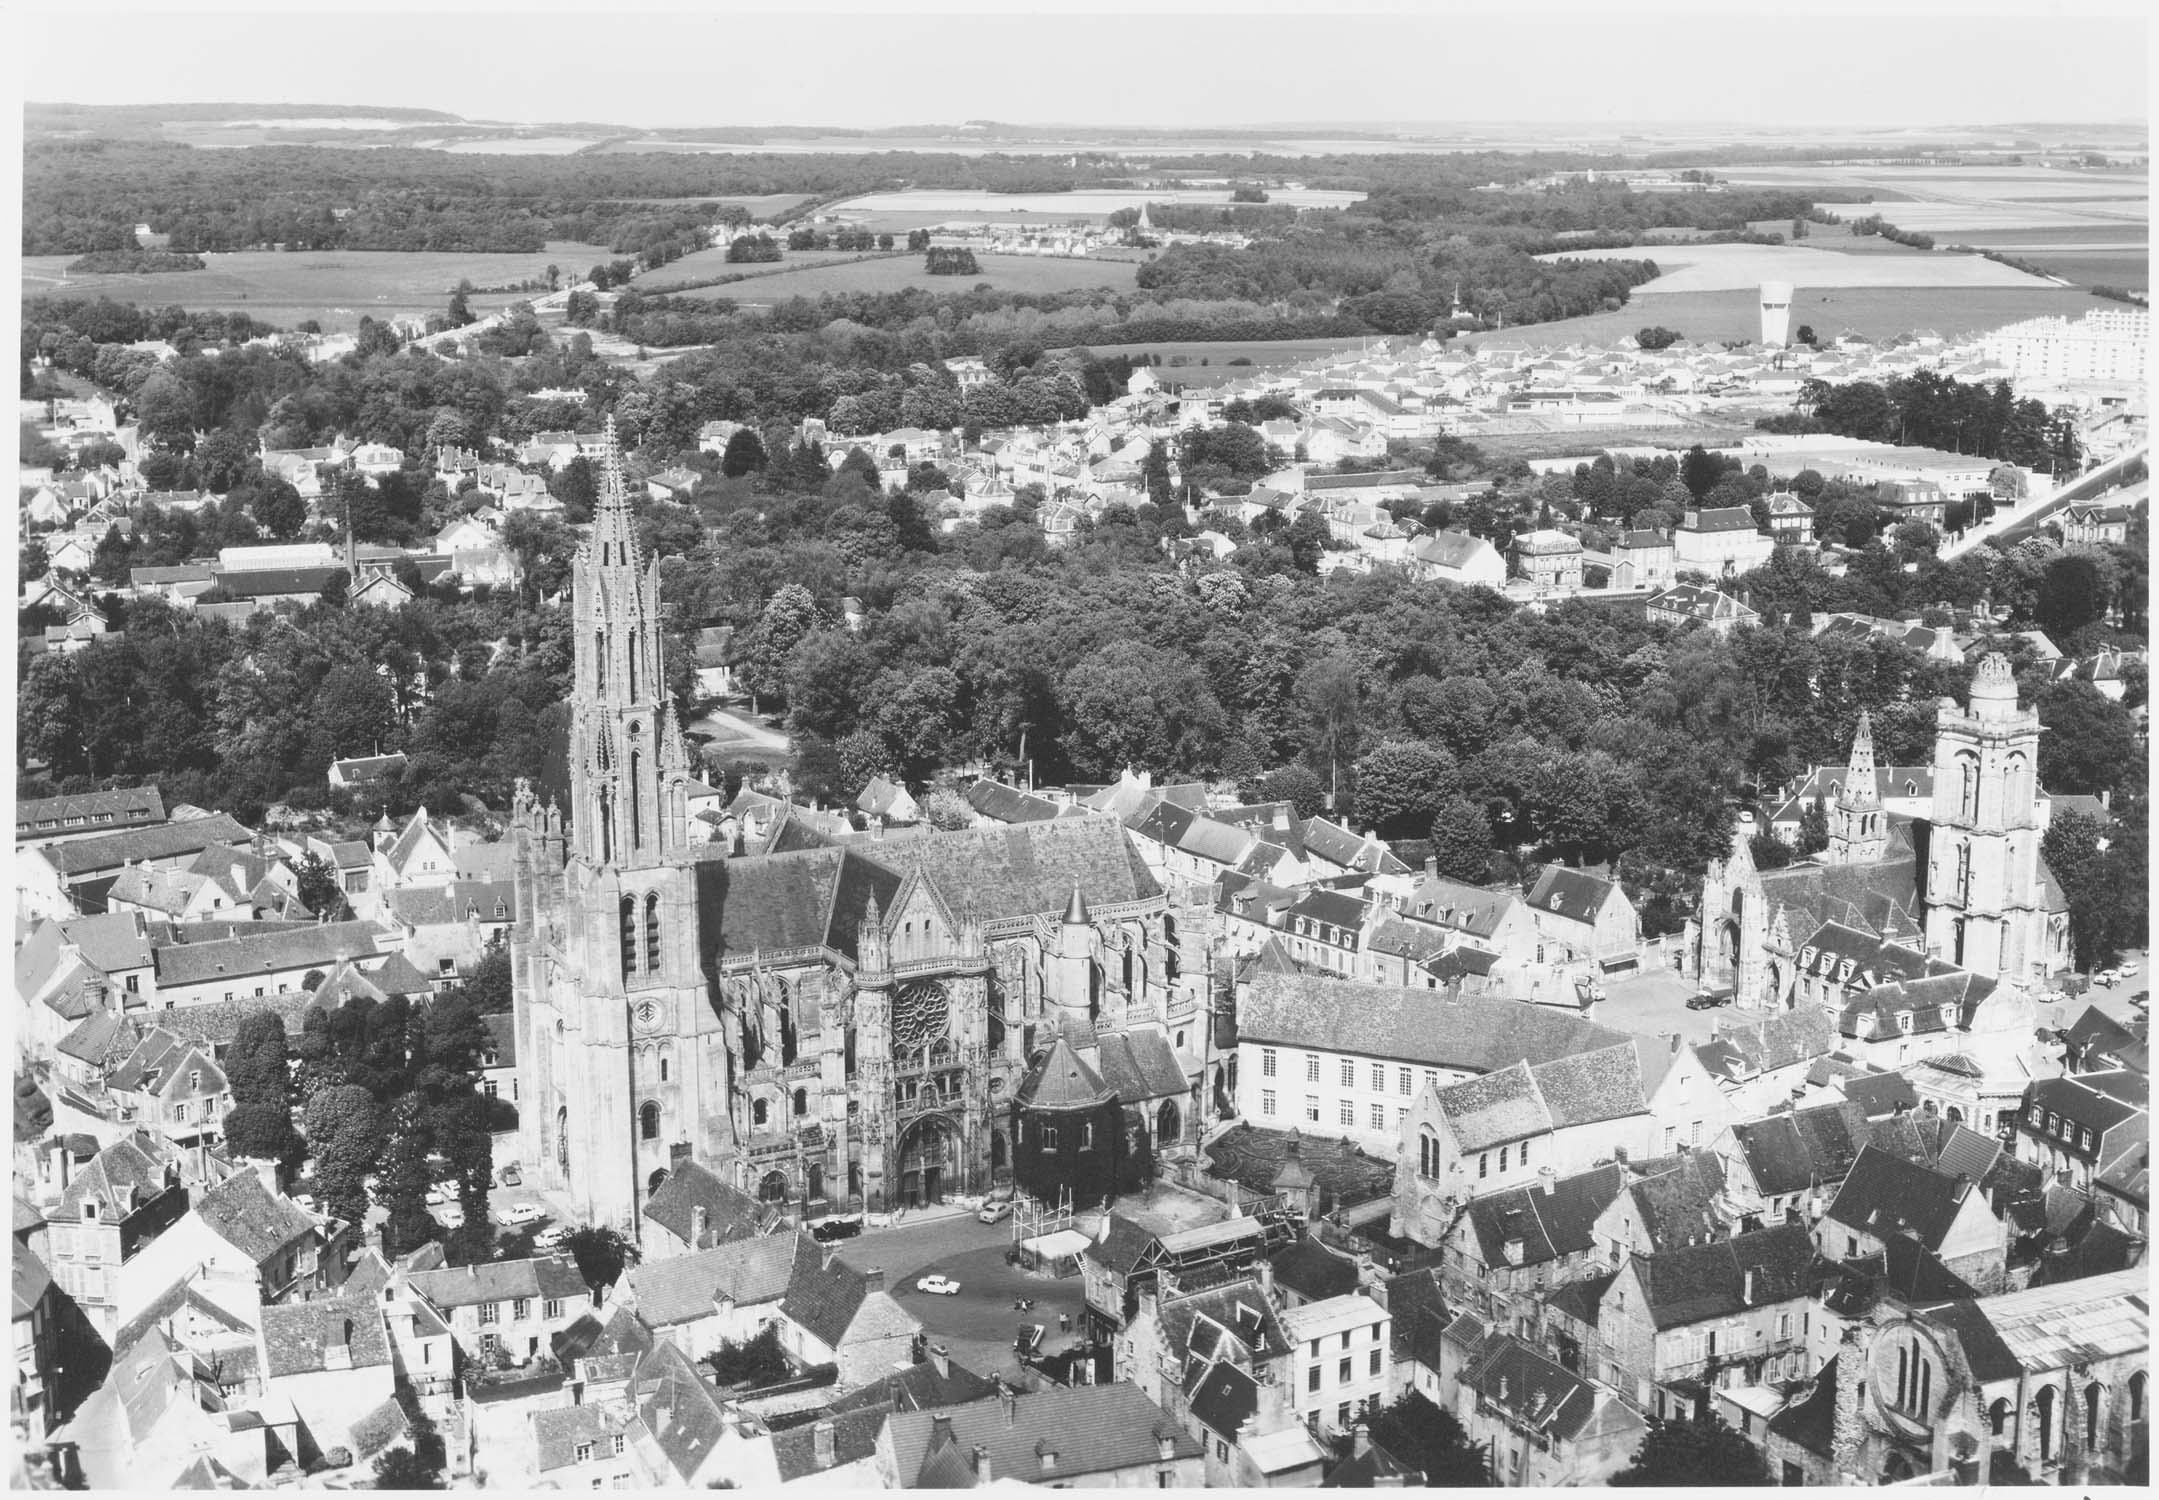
[892,980,950,1052]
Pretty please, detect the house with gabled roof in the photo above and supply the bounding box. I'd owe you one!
[148,918,394,1008]
[37,1131,192,1339]
[16,785,167,845]
[1436,1162,1627,1325]
[776,1243,921,1387]
[406,1253,592,1366]
[640,1157,774,1259]
[116,1166,333,1321]
[619,1231,801,1358]
[105,1027,229,1148]
[1595,1221,1815,1422]
[257,1296,397,1462]
[1524,866,1640,965]
[1450,1331,1645,1488]
[1710,1098,1874,1226]
[370,806,457,894]
[18,812,254,921]
[44,1325,270,1490]
[1816,1144,2011,1295]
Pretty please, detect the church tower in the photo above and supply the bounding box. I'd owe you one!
[511,416,732,1235]
[1827,711,1889,865]
[1923,655,2045,981]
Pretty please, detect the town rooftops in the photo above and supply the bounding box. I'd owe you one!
[1462,1335,1600,1443]
[1463,1163,1625,1269]
[17,785,166,837]
[621,1234,799,1326]
[1823,1145,1992,1253]
[1727,1100,1872,1198]
[1679,506,1760,533]
[1919,1266,2148,1377]
[192,1168,316,1265]
[1524,866,1618,921]
[1629,1222,1815,1329]
[641,1159,769,1249]
[408,1254,586,1311]
[151,919,390,988]
[1239,973,1627,1073]
[37,814,254,878]
[260,1298,391,1378]
[884,1383,1200,1488]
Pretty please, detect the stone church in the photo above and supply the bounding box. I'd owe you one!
[1697,654,2072,1034]
[509,424,1207,1235]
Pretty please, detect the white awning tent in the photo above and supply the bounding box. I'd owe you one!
[1019,1228,1094,1276]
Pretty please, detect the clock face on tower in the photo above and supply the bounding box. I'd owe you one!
[634,1000,662,1034]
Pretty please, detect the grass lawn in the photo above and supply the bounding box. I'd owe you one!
[21,242,612,332]
[655,251,1139,302]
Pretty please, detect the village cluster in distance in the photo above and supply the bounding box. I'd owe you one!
[10,95,2153,1493]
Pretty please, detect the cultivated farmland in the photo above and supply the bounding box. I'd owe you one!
[20,244,611,331]
[1540,241,2062,293]
[653,251,1141,302]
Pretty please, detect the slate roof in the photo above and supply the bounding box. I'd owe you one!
[1754,836,1924,944]
[1462,1335,1598,1442]
[1534,1044,1652,1128]
[1015,1034,1114,1110]
[961,779,1066,825]
[1541,1270,1616,1332]
[780,1238,886,1349]
[827,1352,1000,1416]
[1092,1028,1189,1103]
[622,1234,799,1326]
[1630,1222,1815,1329]
[533,1401,635,1472]
[1703,1007,1837,1078]
[17,785,165,832]
[1524,866,1619,921]
[1268,1236,1362,1303]
[1411,530,1497,572]
[1823,1146,1991,1253]
[409,1254,586,1311]
[884,1384,1201,1488]
[57,1009,139,1070]
[1385,1267,1449,1367]
[1728,1100,1872,1197]
[260,1298,391,1378]
[193,1169,315,1264]
[1625,1152,1728,1252]
[552,1300,654,1366]
[1461,1163,1625,1269]
[13,1245,53,1319]
[1681,505,1761,533]
[151,919,387,987]
[1240,974,1626,1072]
[770,1405,887,1480]
[1080,1214,1155,1275]
[630,1342,730,1483]
[1437,1062,1550,1149]
[1186,1360,1259,1439]
[38,814,253,877]
[641,1159,767,1249]
[385,879,515,928]
[1841,1070,1921,1118]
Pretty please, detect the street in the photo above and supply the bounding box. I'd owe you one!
[838,1211,1093,1383]
[1596,968,1724,1045]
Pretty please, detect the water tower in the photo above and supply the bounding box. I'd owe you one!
[1759,281,1794,347]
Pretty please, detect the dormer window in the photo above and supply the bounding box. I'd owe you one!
[82,1202,99,1222]
[1897,1012,1913,1034]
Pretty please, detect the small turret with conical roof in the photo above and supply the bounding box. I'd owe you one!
[1047,880,1096,1024]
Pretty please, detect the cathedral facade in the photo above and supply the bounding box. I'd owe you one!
[510,424,1205,1234]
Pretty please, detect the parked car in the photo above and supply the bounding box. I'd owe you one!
[977,1200,1013,1224]
[1686,990,1733,1011]
[498,1163,522,1188]
[2130,991,2149,1012]
[534,1225,570,1249]
[811,1216,863,1242]
[916,1275,962,1296]
[2097,968,2122,987]
[499,1202,545,1227]
[2119,962,2140,978]
[292,1194,319,1215]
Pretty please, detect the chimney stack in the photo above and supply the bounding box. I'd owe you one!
[1256,1258,1275,1297]
[1539,1166,1557,1196]
[971,1445,993,1481]
[862,1266,885,1293]
[929,1342,950,1378]
[812,1421,836,1468]
[999,1381,1019,1426]
[1155,1426,1177,1462]
[1743,1266,1758,1305]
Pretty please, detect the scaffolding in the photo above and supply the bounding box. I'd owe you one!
[1011,1186,1083,1275]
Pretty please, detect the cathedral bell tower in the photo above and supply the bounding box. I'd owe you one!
[1924,654,2044,981]
[514,415,730,1236]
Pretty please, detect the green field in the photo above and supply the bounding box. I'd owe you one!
[21,242,612,331]
[657,251,1140,303]
[1060,335,1376,373]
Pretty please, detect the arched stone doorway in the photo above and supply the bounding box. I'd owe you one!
[806,1163,824,1204]
[648,1168,670,1199]
[991,1129,1008,1172]
[1947,1105,1964,1126]
[898,1115,959,1208]
[1157,1099,1182,1149]
[758,1169,790,1203]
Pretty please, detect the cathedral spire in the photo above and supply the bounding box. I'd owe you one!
[1840,711,1880,809]
[589,412,642,571]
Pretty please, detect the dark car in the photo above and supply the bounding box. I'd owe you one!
[811,1215,863,1242]
[1686,989,1734,1011]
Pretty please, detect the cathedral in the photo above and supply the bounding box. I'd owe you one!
[1698,654,2073,1030]
[509,423,1206,1235]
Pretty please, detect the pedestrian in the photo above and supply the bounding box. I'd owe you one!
[1059,1312,1071,1333]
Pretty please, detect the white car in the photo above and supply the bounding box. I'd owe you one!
[916,1275,962,1296]
[2097,968,2122,987]
[292,1193,319,1216]
[499,1203,546,1227]
[2119,962,2140,978]
[977,1200,1013,1224]
[534,1225,571,1248]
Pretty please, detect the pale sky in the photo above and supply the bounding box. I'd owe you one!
[17,2,2154,133]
